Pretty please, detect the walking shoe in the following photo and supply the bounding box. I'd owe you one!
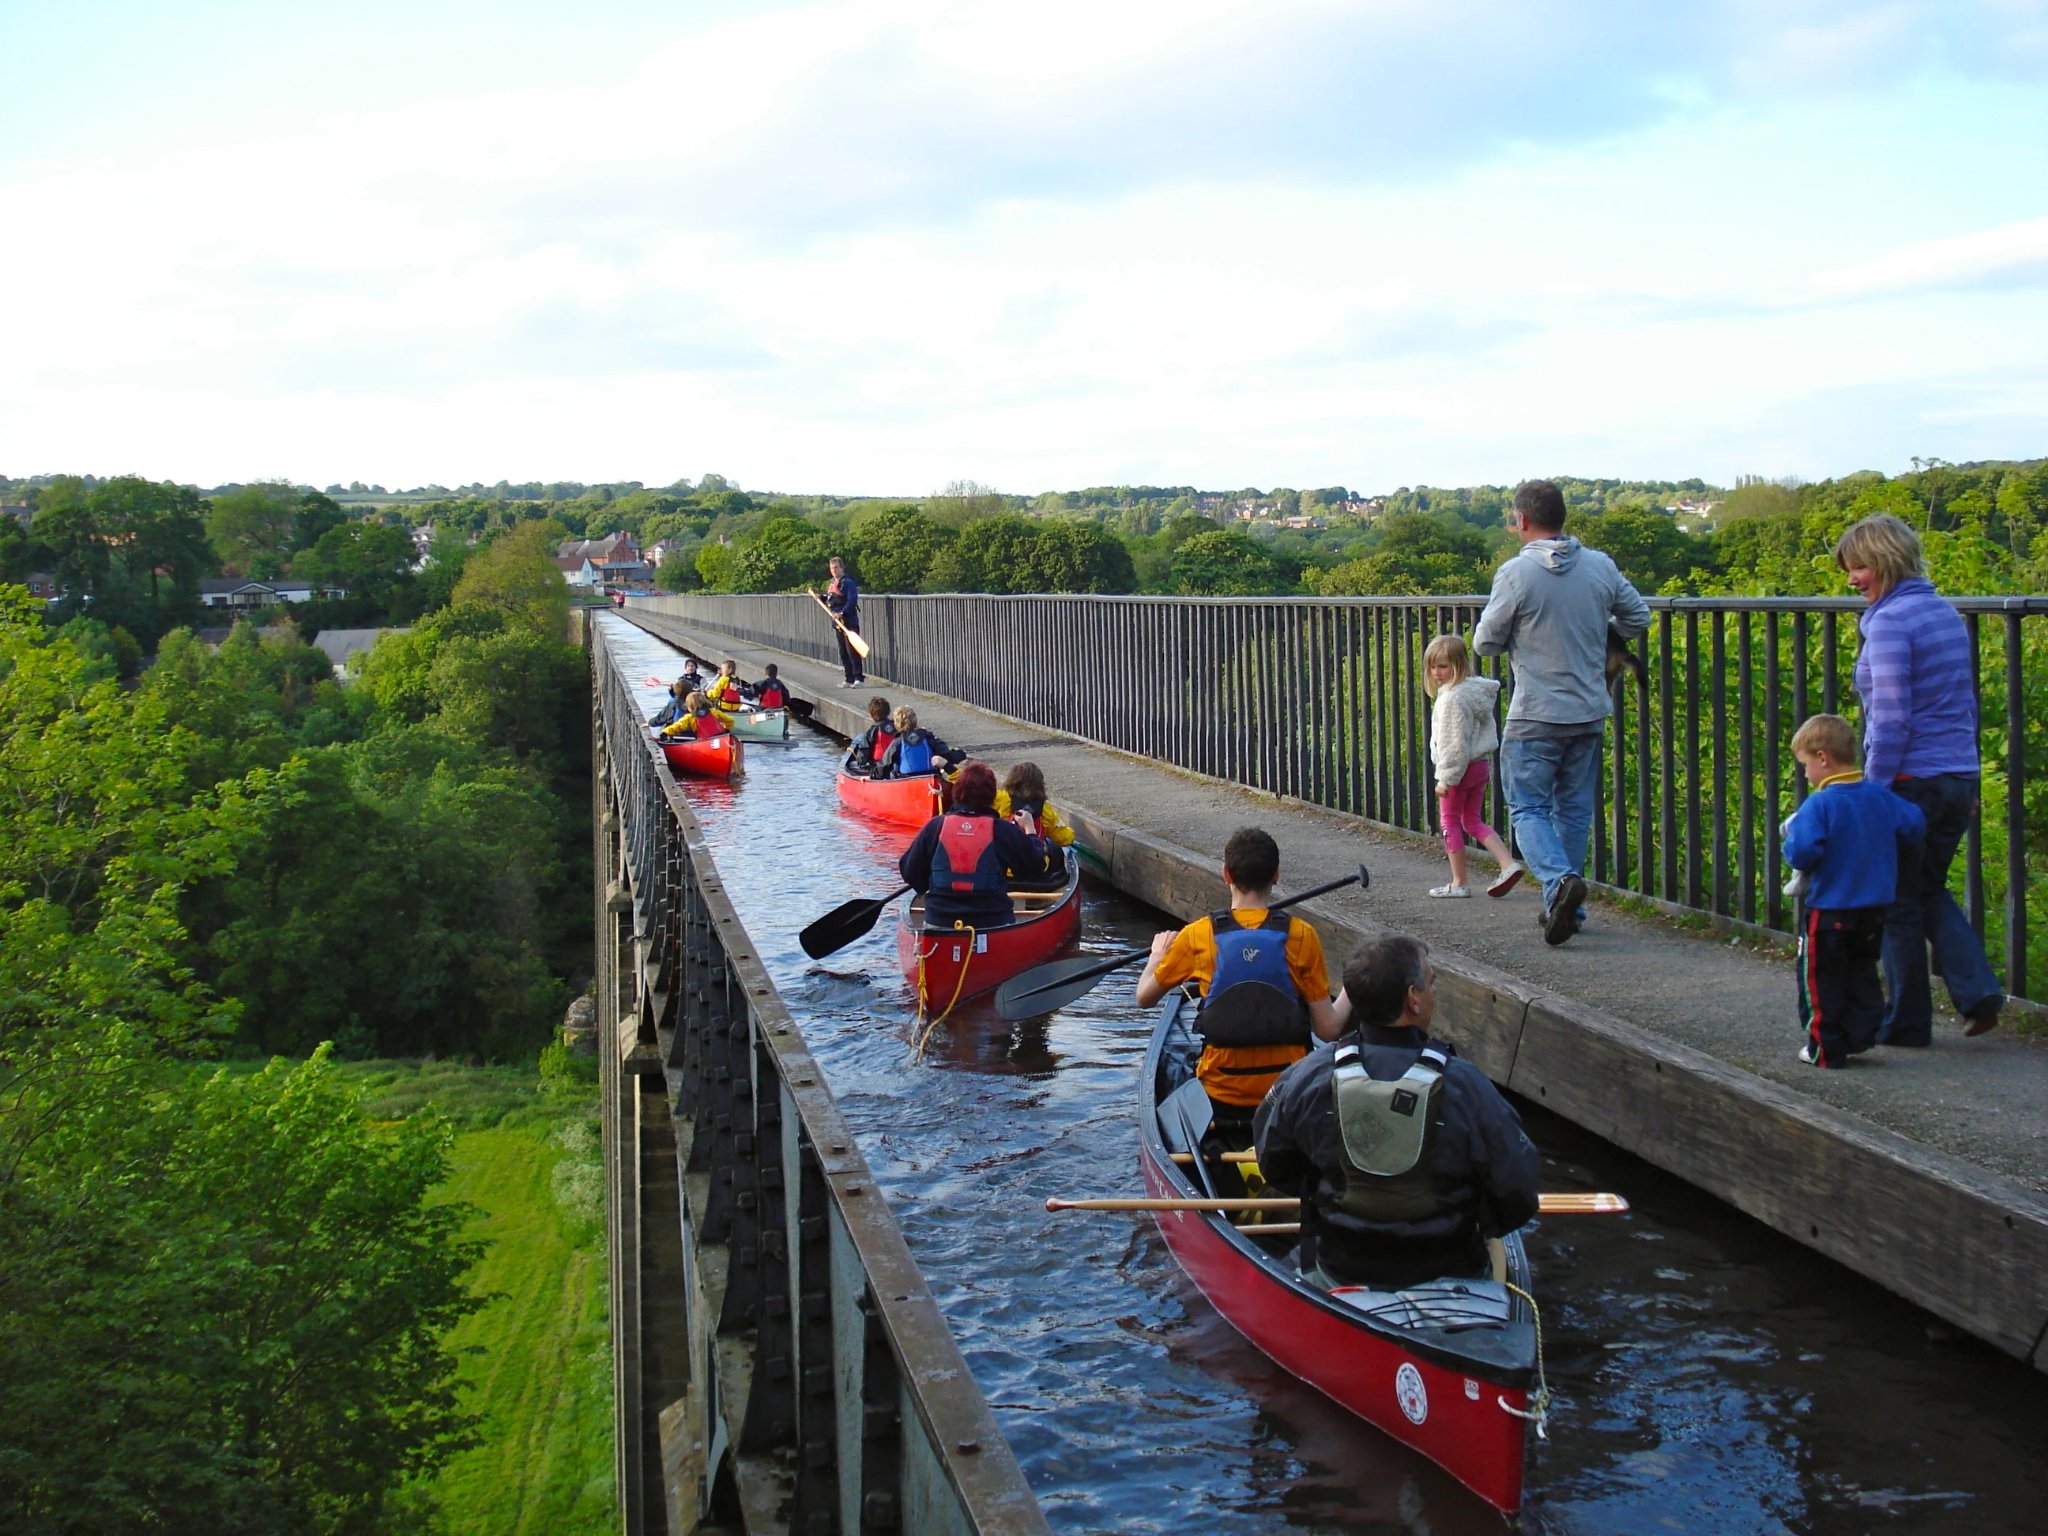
[1486,862,1525,898]
[1542,875,1586,946]
[1964,997,2003,1037]
[1428,883,1471,899]
[1798,1043,1820,1065]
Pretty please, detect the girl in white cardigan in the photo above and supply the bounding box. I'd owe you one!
[1424,634,1524,899]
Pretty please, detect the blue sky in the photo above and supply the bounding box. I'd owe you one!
[2,0,2045,495]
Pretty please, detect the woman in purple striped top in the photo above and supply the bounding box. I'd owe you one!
[1836,514,2003,1043]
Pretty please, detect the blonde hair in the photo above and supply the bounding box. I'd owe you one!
[891,705,917,731]
[1422,633,1471,698]
[685,690,711,712]
[1791,713,1859,765]
[1834,514,1924,594]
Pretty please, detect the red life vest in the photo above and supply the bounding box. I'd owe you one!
[687,707,727,740]
[931,812,1005,896]
[756,679,788,708]
[869,728,896,762]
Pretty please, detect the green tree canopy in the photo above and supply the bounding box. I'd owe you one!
[1169,528,1297,595]
[0,1045,485,1534]
[207,482,308,578]
[449,521,570,635]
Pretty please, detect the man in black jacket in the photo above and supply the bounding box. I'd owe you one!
[1254,936,1539,1291]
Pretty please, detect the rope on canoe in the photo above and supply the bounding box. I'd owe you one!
[909,922,978,1061]
[1498,1279,1551,1441]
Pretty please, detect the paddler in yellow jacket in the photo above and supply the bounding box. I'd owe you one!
[993,762,1075,849]
[1134,827,1339,1123]
[703,660,746,726]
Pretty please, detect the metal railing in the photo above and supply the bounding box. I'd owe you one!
[591,623,1048,1535]
[637,590,2047,1005]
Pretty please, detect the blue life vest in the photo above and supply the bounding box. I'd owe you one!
[893,729,936,776]
[1198,910,1306,1049]
[931,812,1005,898]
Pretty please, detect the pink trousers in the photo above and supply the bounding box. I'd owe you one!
[1439,759,1495,853]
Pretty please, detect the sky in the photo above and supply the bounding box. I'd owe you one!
[2,0,2046,497]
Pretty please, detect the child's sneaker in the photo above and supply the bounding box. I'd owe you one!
[1487,862,1525,898]
[1428,883,1471,899]
[1798,1043,1821,1065]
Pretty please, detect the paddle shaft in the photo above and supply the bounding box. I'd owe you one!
[1046,1193,1628,1215]
[998,865,1366,1012]
[809,587,872,657]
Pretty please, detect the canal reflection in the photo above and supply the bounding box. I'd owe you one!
[603,616,2048,1536]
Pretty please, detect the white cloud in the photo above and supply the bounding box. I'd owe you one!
[2,0,2046,490]
[1810,216,2048,301]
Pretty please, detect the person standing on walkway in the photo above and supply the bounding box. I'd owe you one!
[1422,633,1523,900]
[825,555,865,687]
[1836,513,2005,1042]
[1781,714,1925,1068]
[1473,480,1650,945]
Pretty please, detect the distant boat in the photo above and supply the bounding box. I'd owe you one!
[835,763,944,828]
[657,731,742,778]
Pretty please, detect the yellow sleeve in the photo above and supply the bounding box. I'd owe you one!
[993,788,1013,817]
[1285,919,1330,1003]
[1153,918,1215,992]
[1041,802,1075,846]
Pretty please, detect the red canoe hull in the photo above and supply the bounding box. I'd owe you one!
[836,767,945,829]
[896,858,1082,1005]
[658,733,741,778]
[1137,1003,1534,1515]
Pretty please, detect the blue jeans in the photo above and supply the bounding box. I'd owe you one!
[1500,730,1603,911]
[1880,774,2001,1045]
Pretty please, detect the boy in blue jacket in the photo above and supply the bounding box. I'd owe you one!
[1782,715,1926,1067]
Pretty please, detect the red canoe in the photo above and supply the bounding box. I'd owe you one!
[897,853,1082,1007]
[657,731,742,778]
[836,764,945,828]
[1136,996,1539,1516]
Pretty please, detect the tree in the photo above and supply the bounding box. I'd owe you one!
[0,1046,485,1534]
[291,491,348,553]
[926,480,1008,528]
[293,521,416,610]
[208,482,306,577]
[1033,519,1137,593]
[1572,509,1715,592]
[1169,529,1294,595]
[0,513,41,584]
[449,522,569,636]
[848,504,954,592]
[28,476,106,599]
[726,515,830,592]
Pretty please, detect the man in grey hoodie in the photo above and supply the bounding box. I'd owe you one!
[1473,481,1650,945]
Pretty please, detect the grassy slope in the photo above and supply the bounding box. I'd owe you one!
[344,1060,614,1535]
[429,1123,614,1535]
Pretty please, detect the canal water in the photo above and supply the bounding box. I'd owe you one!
[605,618,2046,1535]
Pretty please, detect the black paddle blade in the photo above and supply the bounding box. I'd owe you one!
[993,947,1147,1021]
[799,891,898,960]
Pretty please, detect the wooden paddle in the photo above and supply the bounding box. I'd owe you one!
[992,862,1371,1022]
[800,884,912,960]
[808,587,872,658]
[1045,1193,1630,1215]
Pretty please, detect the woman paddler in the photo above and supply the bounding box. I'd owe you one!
[897,762,1057,931]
